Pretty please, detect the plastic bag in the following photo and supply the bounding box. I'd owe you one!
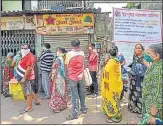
[83,68,92,87]
[10,82,25,101]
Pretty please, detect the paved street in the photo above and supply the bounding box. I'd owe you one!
[1,92,140,124]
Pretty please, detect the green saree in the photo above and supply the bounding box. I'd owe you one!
[141,59,163,123]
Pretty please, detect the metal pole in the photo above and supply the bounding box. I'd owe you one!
[83,0,86,9]
[0,0,2,119]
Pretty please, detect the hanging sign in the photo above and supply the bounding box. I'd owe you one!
[35,13,94,35]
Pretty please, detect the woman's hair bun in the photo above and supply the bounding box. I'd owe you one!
[109,47,117,57]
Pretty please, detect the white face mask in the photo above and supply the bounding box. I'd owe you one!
[43,47,46,51]
[57,51,60,56]
[57,51,64,57]
[21,49,30,58]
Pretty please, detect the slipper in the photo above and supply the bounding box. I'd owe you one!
[106,118,114,123]
[20,108,33,114]
[53,109,61,113]
[137,114,142,118]
[3,94,12,98]
[34,101,40,105]
[41,97,50,100]
[110,117,122,123]
[66,115,79,120]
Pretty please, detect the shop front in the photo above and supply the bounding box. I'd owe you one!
[34,13,95,58]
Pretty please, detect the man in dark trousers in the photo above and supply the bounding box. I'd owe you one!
[88,43,99,97]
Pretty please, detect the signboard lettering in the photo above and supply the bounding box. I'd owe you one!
[35,13,94,35]
[113,8,162,43]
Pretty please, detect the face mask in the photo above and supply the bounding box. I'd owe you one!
[43,47,46,50]
[135,50,142,55]
[57,51,64,57]
[144,53,153,62]
[21,49,30,58]
[89,47,92,50]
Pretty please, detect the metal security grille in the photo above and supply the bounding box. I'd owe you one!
[38,0,83,10]
[42,34,89,56]
[42,34,90,67]
[1,30,36,93]
[1,30,36,60]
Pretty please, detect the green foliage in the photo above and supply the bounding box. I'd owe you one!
[125,3,136,8]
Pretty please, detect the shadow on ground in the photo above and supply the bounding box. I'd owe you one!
[1,93,140,124]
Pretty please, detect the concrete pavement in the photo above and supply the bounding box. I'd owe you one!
[1,92,141,124]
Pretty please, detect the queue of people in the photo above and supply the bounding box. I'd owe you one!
[2,40,162,124]
[101,43,162,124]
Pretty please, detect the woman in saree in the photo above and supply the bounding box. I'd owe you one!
[12,51,21,77]
[101,47,123,123]
[3,52,14,97]
[49,47,68,113]
[139,43,163,125]
[128,44,147,114]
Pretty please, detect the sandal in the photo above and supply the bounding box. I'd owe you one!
[34,101,40,105]
[66,115,79,120]
[20,108,33,114]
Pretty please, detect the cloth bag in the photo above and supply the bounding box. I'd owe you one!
[83,68,92,87]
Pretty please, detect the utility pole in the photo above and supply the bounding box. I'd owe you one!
[83,0,86,9]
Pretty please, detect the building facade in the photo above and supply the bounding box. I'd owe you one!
[38,0,94,10]
[2,0,31,11]
[141,3,162,10]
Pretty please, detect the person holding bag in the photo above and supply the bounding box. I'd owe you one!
[17,44,40,114]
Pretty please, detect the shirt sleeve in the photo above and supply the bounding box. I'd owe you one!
[40,52,46,61]
[26,55,35,68]
[121,55,126,62]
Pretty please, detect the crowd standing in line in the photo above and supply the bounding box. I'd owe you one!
[2,40,162,124]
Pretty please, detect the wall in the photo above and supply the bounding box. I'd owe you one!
[2,0,22,11]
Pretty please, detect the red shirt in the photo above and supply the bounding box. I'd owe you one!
[88,49,98,72]
[65,49,85,81]
[19,52,35,80]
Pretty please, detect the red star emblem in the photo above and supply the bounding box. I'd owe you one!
[45,16,56,25]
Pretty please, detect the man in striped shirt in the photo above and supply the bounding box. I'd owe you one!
[39,43,54,99]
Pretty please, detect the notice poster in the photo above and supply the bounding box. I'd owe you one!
[113,8,162,43]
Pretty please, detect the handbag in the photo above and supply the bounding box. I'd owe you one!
[83,68,92,87]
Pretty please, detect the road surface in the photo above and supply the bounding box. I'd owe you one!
[1,92,140,124]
